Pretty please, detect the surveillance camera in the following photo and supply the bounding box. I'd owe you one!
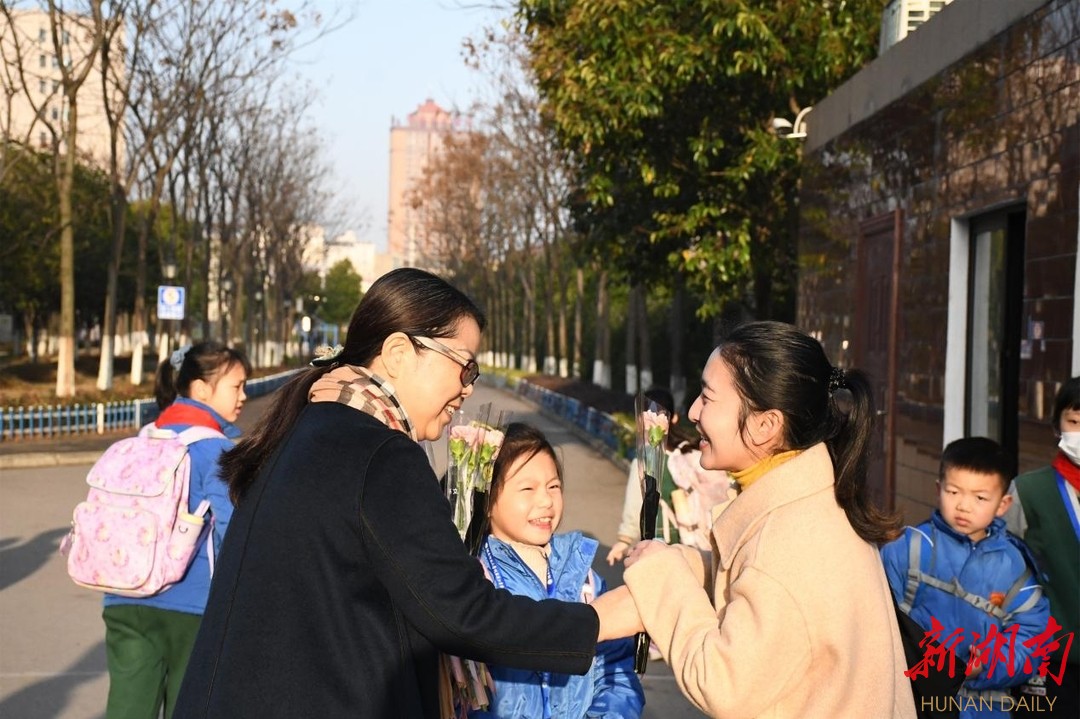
[771,117,793,134]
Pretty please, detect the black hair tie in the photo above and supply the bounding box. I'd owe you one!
[828,366,847,393]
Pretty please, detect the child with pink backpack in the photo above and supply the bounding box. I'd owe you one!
[90,342,248,719]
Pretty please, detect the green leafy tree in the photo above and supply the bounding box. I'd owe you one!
[320,259,362,327]
[517,0,883,318]
[0,142,131,358]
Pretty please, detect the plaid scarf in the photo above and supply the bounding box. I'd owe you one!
[309,365,417,441]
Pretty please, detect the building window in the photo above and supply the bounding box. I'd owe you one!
[39,54,46,67]
[63,31,70,45]
[38,27,46,43]
[52,55,59,68]
[39,79,46,93]
[39,131,47,148]
[51,106,59,120]
[965,208,1025,468]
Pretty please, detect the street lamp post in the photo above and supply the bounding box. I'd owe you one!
[158,259,178,363]
[254,289,264,367]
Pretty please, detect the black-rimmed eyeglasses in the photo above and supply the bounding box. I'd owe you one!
[412,335,480,387]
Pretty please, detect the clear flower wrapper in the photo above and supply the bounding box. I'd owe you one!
[439,402,510,718]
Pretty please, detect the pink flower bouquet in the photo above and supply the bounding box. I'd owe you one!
[439,402,508,718]
[633,393,670,674]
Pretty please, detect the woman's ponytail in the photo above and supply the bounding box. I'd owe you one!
[826,369,900,544]
[222,365,334,504]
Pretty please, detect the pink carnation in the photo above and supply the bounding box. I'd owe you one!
[642,410,670,433]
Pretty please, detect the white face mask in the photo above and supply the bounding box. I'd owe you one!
[1057,432,1080,465]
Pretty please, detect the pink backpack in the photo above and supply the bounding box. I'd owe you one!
[60,424,224,597]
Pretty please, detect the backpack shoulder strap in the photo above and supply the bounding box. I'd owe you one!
[176,425,227,445]
[999,533,1044,622]
[580,569,597,604]
[135,424,224,445]
[137,423,176,439]
[901,526,932,613]
[907,525,1030,621]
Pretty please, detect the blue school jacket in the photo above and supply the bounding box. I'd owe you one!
[471,532,645,719]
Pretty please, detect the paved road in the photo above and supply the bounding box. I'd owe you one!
[0,383,704,718]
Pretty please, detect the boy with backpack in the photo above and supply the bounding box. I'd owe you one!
[881,437,1050,718]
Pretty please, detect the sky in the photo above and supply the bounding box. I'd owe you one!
[289,1,507,250]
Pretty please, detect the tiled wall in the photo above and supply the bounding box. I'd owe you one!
[798,0,1079,523]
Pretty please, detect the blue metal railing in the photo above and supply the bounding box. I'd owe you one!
[514,378,634,459]
[0,369,300,442]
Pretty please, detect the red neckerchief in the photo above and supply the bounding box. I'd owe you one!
[1051,451,1080,492]
[155,403,222,431]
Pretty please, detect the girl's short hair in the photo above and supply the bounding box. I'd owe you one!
[154,341,251,410]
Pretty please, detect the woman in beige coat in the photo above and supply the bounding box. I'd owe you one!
[618,321,917,719]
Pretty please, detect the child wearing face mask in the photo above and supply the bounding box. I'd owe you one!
[881,438,1050,718]
[1005,377,1080,718]
[467,423,645,719]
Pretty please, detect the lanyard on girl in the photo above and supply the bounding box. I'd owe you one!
[483,542,556,719]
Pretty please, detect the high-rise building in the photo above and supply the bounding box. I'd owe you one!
[386,98,470,269]
[0,8,118,168]
[880,0,955,54]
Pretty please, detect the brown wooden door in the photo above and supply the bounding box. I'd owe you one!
[854,211,901,512]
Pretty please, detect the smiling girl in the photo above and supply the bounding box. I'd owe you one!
[469,423,644,719]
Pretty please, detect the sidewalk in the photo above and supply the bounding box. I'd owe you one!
[0,381,705,719]
[0,395,276,470]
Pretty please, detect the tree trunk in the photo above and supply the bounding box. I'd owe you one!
[625,282,638,396]
[130,219,148,385]
[503,274,515,370]
[556,262,569,378]
[592,267,610,389]
[523,263,537,373]
[669,273,687,412]
[97,187,127,390]
[55,120,77,397]
[637,283,652,391]
[543,266,556,376]
[573,266,583,379]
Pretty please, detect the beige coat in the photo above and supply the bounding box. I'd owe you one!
[624,443,917,719]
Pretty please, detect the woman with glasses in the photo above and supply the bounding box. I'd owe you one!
[174,268,637,719]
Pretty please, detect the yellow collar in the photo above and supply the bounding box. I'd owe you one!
[730,450,802,490]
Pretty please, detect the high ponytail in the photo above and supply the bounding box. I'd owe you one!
[717,321,901,544]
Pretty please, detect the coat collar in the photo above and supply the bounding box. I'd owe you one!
[713,443,835,569]
[929,510,1010,548]
[159,397,242,439]
[484,532,597,596]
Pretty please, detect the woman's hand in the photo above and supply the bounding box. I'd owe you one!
[605,540,631,566]
[591,585,644,641]
[624,539,669,568]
